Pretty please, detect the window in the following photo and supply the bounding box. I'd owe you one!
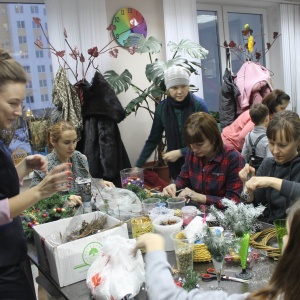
[17,21,25,29]
[1,39,10,47]
[26,96,34,103]
[3,3,54,154]
[18,36,27,44]
[226,12,265,74]
[24,66,31,73]
[197,10,221,112]
[41,94,49,102]
[30,6,39,14]
[32,20,39,29]
[26,81,32,88]
[20,51,29,59]
[37,65,45,73]
[39,79,47,87]
[15,5,23,13]
[36,50,44,58]
[197,5,267,112]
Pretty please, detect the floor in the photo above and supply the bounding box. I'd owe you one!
[31,263,39,298]
[31,263,64,300]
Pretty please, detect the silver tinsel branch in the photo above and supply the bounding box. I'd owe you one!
[209,198,265,235]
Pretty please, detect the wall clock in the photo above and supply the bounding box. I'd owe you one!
[112,7,147,46]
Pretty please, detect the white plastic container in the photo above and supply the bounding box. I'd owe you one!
[152,216,183,251]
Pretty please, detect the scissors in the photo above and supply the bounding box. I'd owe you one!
[201,268,249,283]
[201,268,223,282]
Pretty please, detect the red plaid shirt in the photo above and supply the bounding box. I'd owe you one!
[175,146,245,209]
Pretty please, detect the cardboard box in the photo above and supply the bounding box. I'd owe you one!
[33,211,128,287]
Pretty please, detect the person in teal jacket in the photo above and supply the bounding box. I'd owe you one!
[135,66,209,180]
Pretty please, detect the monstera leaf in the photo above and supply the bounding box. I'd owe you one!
[124,34,162,54]
[104,33,208,166]
[167,39,209,59]
[104,69,132,95]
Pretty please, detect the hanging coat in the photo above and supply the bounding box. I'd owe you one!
[51,67,83,137]
[235,62,273,115]
[219,68,240,130]
[79,71,131,187]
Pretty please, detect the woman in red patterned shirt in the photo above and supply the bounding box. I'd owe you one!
[162,112,245,209]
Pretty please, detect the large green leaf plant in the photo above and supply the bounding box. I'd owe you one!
[104,34,208,119]
[103,34,208,165]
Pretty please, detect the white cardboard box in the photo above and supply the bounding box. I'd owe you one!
[33,211,128,287]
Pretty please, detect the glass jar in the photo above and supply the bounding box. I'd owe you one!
[181,206,197,227]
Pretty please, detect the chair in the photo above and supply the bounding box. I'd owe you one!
[11,147,27,165]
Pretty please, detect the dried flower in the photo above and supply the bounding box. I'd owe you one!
[222,23,281,63]
[33,17,132,83]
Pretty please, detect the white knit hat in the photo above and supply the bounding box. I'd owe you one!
[164,66,191,90]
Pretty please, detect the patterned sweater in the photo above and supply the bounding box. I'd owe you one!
[30,150,89,195]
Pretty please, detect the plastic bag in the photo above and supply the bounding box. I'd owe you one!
[93,187,142,216]
[86,235,145,300]
[61,209,108,244]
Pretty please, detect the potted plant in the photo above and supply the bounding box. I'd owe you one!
[103,34,208,175]
[32,18,208,180]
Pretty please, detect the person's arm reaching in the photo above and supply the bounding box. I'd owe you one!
[133,233,248,300]
[16,154,48,181]
[9,163,73,218]
[136,105,165,168]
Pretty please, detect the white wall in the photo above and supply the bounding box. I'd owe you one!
[105,0,166,166]
[14,0,296,164]
[266,4,284,91]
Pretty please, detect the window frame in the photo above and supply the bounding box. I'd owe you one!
[196,3,269,76]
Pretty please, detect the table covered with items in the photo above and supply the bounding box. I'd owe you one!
[24,169,282,300]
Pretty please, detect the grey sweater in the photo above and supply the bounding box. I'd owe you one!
[242,126,272,162]
[254,154,300,223]
[145,250,248,300]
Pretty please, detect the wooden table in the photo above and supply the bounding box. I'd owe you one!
[28,222,277,299]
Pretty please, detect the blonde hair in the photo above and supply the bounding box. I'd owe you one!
[0,49,27,92]
[48,121,76,151]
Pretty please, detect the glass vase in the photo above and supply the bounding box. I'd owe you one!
[211,255,226,291]
[235,231,252,280]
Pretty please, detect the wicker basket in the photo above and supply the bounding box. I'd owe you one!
[250,228,281,260]
[175,231,212,262]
